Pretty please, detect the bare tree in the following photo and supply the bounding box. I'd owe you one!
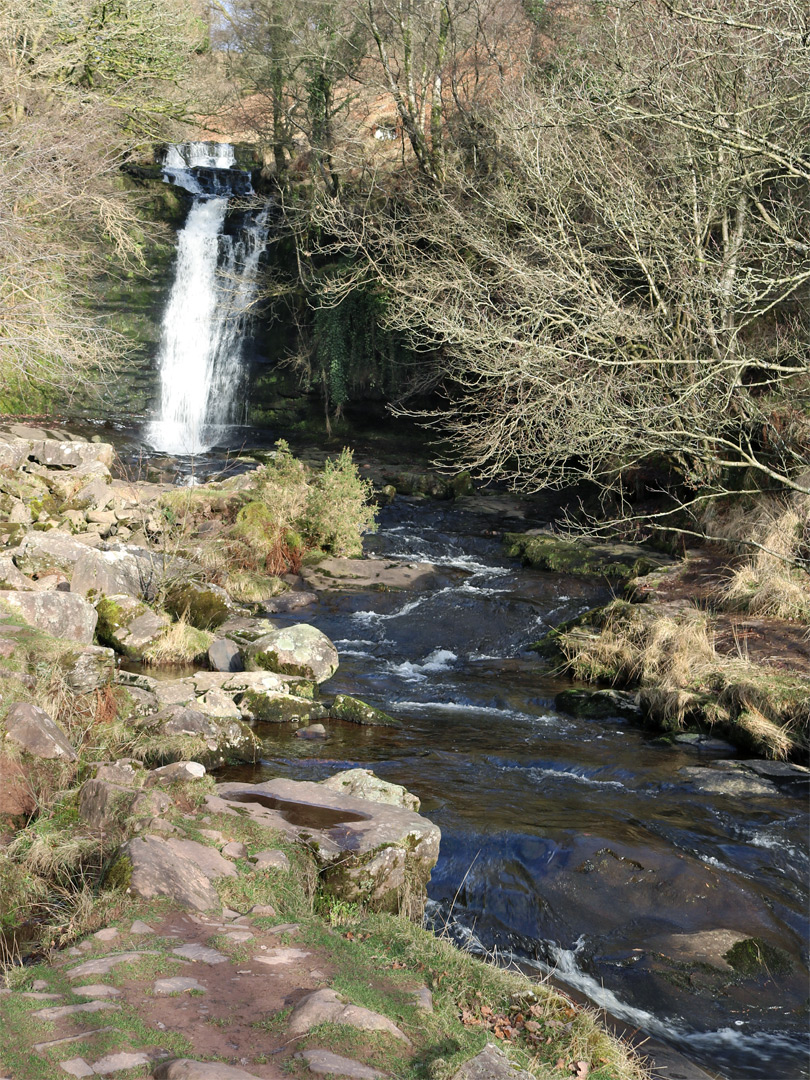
[310,0,810,526]
[0,0,205,404]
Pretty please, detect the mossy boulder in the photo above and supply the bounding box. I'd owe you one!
[554,688,641,721]
[164,581,232,630]
[248,623,339,683]
[95,594,170,661]
[329,694,400,727]
[504,532,674,579]
[239,689,328,723]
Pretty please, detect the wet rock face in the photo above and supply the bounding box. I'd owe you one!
[209,777,440,918]
[248,623,339,683]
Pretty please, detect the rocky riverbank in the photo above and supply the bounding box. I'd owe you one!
[510,532,810,765]
[0,427,650,1080]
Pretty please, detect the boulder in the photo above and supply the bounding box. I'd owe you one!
[112,835,221,911]
[297,1050,385,1078]
[320,769,420,811]
[287,988,410,1043]
[248,623,339,684]
[0,590,97,643]
[71,543,200,602]
[78,777,169,832]
[0,436,31,469]
[295,723,327,739]
[3,702,77,761]
[95,594,170,660]
[147,761,206,785]
[29,439,114,470]
[210,777,440,917]
[0,555,34,591]
[60,644,116,694]
[251,849,290,871]
[164,581,232,630]
[46,460,111,503]
[207,638,243,673]
[160,837,238,881]
[14,532,94,576]
[239,690,327,723]
[329,695,399,727]
[195,688,242,721]
[151,705,258,768]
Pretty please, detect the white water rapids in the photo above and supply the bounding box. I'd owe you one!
[147,142,269,456]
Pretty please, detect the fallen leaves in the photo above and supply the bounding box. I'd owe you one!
[458,996,593,1077]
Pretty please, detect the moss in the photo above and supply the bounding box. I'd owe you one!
[103,853,133,892]
[240,689,327,723]
[723,938,793,977]
[330,694,401,727]
[504,532,669,579]
[95,596,128,645]
[164,584,229,630]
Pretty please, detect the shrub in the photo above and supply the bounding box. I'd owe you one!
[305,447,377,557]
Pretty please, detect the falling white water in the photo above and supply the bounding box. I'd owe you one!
[146,142,269,456]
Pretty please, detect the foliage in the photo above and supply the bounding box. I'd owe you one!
[305,446,377,555]
[0,0,205,405]
[307,0,809,535]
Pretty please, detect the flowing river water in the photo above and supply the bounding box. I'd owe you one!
[207,488,808,1080]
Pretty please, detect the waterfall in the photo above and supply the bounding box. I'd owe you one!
[146,142,269,456]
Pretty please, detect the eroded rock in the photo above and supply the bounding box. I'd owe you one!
[3,702,77,761]
[248,623,338,683]
[0,590,97,643]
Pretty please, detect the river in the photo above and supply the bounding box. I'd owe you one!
[214,488,809,1080]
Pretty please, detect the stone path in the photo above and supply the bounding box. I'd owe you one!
[1,904,445,1079]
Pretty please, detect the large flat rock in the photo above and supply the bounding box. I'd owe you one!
[210,777,440,915]
[302,557,437,591]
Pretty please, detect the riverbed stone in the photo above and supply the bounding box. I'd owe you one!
[238,689,326,723]
[149,704,258,768]
[113,836,221,911]
[328,695,400,727]
[320,768,420,811]
[679,766,780,797]
[504,532,675,579]
[211,777,440,916]
[208,638,243,673]
[48,460,112,503]
[0,590,97,643]
[294,723,327,739]
[3,702,77,761]
[302,557,437,592]
[287,988,410,1043]
[248,623,339,683]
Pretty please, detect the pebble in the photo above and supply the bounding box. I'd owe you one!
[223,931,254,944]
[221,841,248,859]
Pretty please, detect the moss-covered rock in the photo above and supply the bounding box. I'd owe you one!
[164,581,232,630]
[504,532,674,579]
[329,694,400,727]
[239,689,328,723]
[95,594,170,661]
[248,623,339,683]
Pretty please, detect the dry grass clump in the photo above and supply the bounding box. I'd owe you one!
[559,602,717,688]
[707,491,810,623]
[142,615,213,666]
